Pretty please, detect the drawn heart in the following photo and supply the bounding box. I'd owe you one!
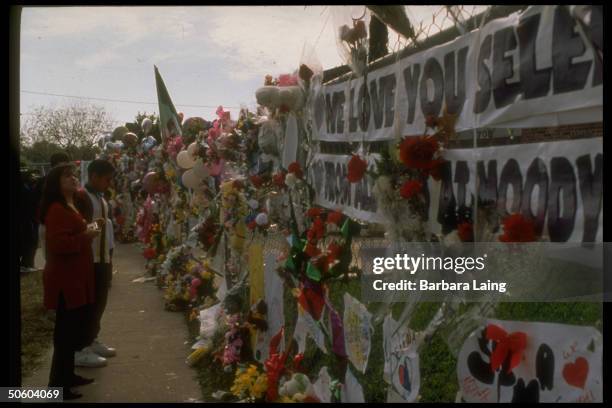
[397,360,411,392]
[562,357,589,389]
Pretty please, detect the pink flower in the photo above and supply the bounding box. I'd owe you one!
[216,106,225,119]
[278,73,298,87]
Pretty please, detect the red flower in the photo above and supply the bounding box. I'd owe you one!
[143,247,156,260]
[458,222,473,242]
[304,242,321,258]
[347,154,368,183]
[249,175,264,188]
[499,214,536,242]
[293,353,305,371]
[306,207,324,218]
[307,217,325,241]
[326,210,344,226]
[273,171,286,188]
[400,179,423,200]
[287,162,303,179]
[297,286,325,321]
[247,220,257,230]
[399,135,440,170]
[486,324,527,373]
[428,159,445,181]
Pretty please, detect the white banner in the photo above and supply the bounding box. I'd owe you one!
[312,5,602,142]
[457,319,603,403]
[308,138,602,243]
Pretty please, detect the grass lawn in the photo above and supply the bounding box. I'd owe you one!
[20,270,55,379]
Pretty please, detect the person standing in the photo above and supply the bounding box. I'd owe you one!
[20,169,40,272]
[74,159,117,367]
[40,163,99,400]
[35,152,72,261]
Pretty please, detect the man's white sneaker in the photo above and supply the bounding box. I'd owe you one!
[75,348,107,368]
[90,340,117,358]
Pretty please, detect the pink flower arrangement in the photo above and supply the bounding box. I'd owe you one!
[278,73,298,87]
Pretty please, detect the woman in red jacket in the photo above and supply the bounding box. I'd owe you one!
[39,163,100,400]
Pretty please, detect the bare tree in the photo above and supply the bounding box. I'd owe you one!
[21,102,116,150]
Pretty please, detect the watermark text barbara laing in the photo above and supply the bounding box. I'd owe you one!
[359,243,606,302]
[370,253,506,294]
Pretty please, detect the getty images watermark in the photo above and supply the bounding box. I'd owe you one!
[359,242,610,302]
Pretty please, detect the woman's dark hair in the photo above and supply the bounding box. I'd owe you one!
[39,163,77,224]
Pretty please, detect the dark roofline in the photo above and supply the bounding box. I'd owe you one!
[322,5,528,85]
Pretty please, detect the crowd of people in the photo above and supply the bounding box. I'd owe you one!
[23,152,119,400]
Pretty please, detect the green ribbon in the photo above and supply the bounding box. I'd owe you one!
[341,218,350,240]
[284,256,296,272]
[306,261,321,282]
[330,378,342,401]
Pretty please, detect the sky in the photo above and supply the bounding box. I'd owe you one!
[20,6,487,127]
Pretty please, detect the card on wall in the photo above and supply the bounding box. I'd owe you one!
[383,315,421,402]
[312,367,332,403]
[254,252,285,362]
[341,366,365,403]
[457,319,602,403]
[298,304,328,354]
[343,293,373,374]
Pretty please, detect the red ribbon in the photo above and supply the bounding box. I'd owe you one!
[486,324,527,373]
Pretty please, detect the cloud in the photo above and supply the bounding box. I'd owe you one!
[201,6,343,81]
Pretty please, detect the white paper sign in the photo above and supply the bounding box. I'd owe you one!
[343,293,373,373]
[298,305,328,354]
[341,367,365,403]
[312,367,332,403]
[308,138,603,244]
[457,319,603,403]
[383,315,421,402]
[199,304,222,341]
[313,6,602,142]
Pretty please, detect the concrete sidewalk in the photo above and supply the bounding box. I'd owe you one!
[23,243,203,403]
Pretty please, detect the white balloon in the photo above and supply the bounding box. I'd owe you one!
[177,150,196,169]
[192,159,210,179]
[279,86,304,111]
[142,118,153,135]
[255,86,280,108]
[181,169,200,189]
[187,142,199,157]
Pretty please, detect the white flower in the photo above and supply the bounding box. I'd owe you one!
[285,173,298,188]
[255,212,269,226]
[248,199,259,210]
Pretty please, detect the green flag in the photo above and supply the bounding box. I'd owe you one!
[154,65,182,141]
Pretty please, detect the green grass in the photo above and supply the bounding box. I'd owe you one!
[20,270,55,379]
